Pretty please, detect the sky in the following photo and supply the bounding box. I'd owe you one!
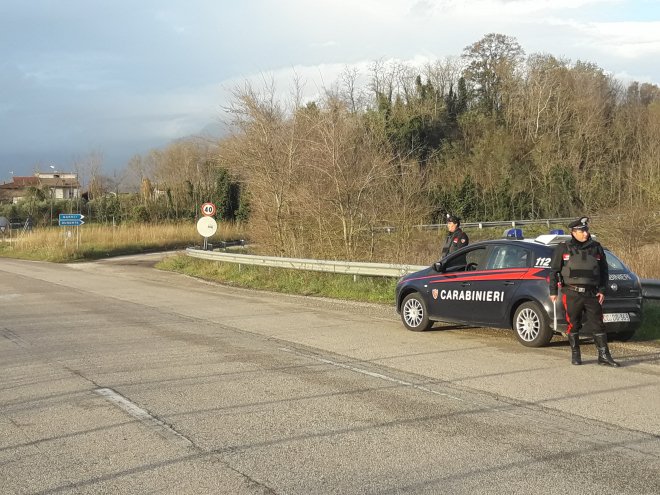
[1,0,659,181]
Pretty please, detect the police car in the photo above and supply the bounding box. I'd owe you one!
[395,230,643,347]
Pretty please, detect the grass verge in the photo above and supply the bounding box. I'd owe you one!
[157,254,397,304]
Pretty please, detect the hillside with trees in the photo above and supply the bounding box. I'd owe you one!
[219,33,659,259]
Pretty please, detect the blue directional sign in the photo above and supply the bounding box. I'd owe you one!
[59,214,84,221]
[59,219,85,226]
[59,213,85,227]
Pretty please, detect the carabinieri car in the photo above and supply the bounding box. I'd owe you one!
[395,231,643,347]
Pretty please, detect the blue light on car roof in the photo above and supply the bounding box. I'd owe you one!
[504,228,524,239]
[550,229,564,235]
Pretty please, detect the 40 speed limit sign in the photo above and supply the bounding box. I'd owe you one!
[200,202,216,217]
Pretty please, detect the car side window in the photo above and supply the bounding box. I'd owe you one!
[444,247,488,272]
[487,245,530,270]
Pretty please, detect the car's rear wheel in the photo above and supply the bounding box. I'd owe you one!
[401,293,433,332]
[513,302,553,347]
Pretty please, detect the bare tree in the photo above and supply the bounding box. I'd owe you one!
[224,78,310,256]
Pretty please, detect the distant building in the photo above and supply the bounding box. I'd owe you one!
[0,172,81,204]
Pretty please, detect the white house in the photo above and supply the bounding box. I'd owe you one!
[0,172,81,204]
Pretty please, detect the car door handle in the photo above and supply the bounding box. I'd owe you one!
[462,282,471,287]
[503,281,515,286]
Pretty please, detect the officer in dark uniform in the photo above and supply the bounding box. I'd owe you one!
[440,214,469,258]
[549,216,619,367]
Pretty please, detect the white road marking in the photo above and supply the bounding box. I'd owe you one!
[95,387,194,449]
[279,347,464,401]
[277,347,563,424]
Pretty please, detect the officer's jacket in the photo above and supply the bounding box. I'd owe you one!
[549,237,608,296]
[441,228,469,258]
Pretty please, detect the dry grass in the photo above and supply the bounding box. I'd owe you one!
[0,222,246,262]
[593,213,660,279]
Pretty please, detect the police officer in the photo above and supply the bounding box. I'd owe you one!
[440,214,469,258]
[549,216,619,367]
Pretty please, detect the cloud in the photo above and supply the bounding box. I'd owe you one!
[546,18,660,58]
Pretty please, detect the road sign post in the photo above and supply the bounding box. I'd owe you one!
[58,214,85,249]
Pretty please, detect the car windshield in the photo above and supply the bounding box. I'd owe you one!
[605,251,627,271]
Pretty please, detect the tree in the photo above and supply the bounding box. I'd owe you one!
[304,97,395,258]
[225,79,309,256]
[462,33,524,117]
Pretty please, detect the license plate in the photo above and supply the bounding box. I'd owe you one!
[603,313,630,323]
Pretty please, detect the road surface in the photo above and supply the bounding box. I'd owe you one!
[1,254,659,494]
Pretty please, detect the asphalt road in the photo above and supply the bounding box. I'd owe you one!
[1,254,659,494]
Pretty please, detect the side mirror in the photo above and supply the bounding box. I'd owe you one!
[433,261,444,272]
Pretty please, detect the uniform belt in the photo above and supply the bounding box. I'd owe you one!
[564,284,595,293]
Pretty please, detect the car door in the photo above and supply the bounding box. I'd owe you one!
[477,244,532,325]
[427,245,490,323]
[428,243,532,326]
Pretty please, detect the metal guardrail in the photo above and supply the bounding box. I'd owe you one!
[186,248,426,277]
[373,217,576,232]
[641,279,660,301]
[187,248,660,301]
[375,213,660,232]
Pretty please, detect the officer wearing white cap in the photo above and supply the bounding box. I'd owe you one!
[440,214,469,258]
[549,216,619,367]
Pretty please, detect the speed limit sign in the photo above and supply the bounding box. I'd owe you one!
[201,202,216,217]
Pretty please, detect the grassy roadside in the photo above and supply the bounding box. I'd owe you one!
[157,254,660,343]
[157,254,397,304]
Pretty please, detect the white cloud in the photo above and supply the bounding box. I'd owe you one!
[546,18,660,58]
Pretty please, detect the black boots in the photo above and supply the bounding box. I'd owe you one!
[567,334,582,365]
[567,333,620,367]
[593,333,620,367]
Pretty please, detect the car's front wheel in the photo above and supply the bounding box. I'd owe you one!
[513,301,553,347]
[401,293,433,332]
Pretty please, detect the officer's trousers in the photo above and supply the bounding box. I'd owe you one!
[561,288,605,336]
